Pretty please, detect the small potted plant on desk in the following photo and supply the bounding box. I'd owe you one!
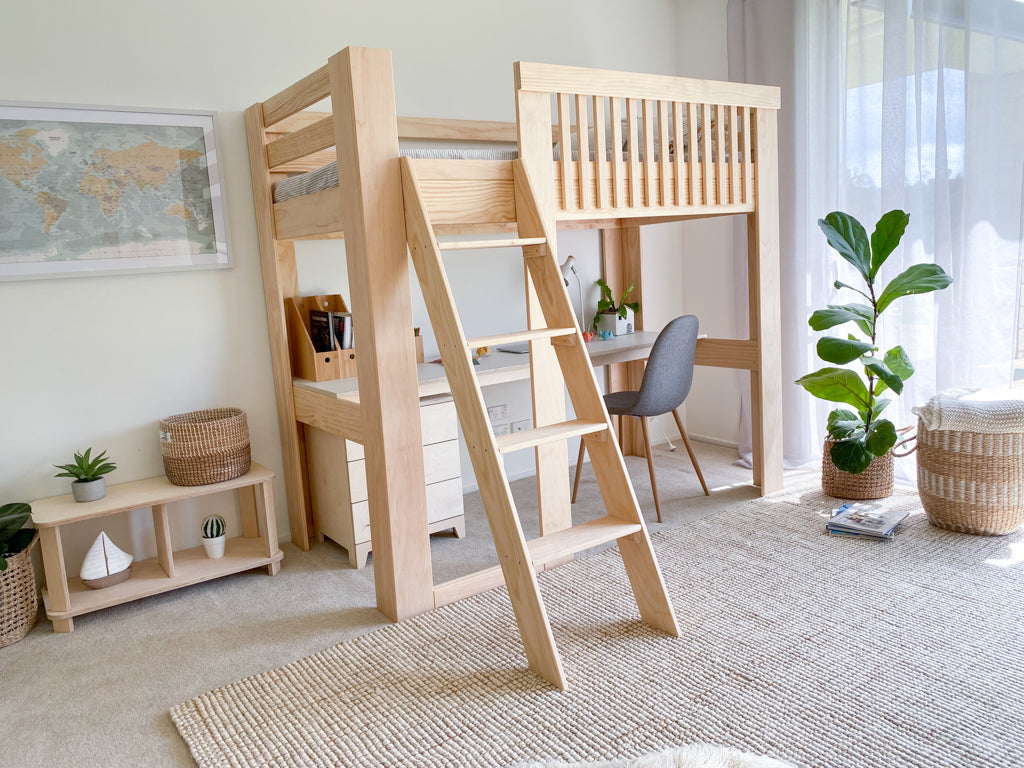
[796,209,952,499]
[593,279,640,337]
[54,448,117,502]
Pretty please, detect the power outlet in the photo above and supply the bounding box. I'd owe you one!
[487,403,509,423]
[511,418,532,433]
[493,422,511,437]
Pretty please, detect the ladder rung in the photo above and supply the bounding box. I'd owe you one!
[466,327,576,349]
[436,237,546,251]
[496,419,606,454]
[528,517,642,564]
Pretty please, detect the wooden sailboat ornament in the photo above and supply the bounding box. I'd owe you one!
[80,532,133,589]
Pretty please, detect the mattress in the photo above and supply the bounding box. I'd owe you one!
[273,147,520,203]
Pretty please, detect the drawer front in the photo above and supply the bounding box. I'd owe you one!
[345,397,456,461]
[351,477,464,544]
[347,440,459,503]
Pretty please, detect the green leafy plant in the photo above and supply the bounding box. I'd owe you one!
[0,502,33,571]
[53,448,117,483]
[593,278,640,332]
[795,210,952,474]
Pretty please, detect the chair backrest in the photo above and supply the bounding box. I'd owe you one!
[630,315,700,417]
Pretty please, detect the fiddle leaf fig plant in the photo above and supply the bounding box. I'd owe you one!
[796,210,952,474]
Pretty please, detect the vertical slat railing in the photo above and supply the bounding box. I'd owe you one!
[715,104,727,204]
[743,107,754,205]
[658,101,670,207]
[626,99,640,208]
[672,102,684,206]
[700,105,712,205]
[641,100,656,207]
[610,98,624,209]
[557,93,574,210]
[686,102,698,206]
[729,105,740,204]
[593,96,609,209]
[575,94,592,209]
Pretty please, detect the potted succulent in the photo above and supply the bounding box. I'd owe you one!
[201,514,226,559]
[796,209,952,498]
[1,502,39,647]
[593,278,640,336]
[54,448,117,502]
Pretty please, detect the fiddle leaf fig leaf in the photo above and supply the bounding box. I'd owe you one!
[817,337,875,365]
[830,438,875,474]
[827,409,864,439]
[876,263,953,313]
[883,345,914,380]
[819,212,872,282]
[864,419,898,457]
[869,209,910,277]
[795,367,872,410]
[809,303,874,336]
[872,397,892,418]
[862,358,903,395]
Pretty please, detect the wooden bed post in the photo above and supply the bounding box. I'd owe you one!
[748,108,783,493]
[600,225,645,457]
[515,71,572,541]
[329,47,434,620]
[245,105,314,551]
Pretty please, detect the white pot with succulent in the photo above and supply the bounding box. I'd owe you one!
[201,515,226,559]
[54,448,117,503]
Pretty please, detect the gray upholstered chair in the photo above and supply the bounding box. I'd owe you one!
[572,315,710,522]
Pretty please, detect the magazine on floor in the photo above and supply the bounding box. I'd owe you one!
[827,502,909,539]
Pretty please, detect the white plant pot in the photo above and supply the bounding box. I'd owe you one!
[202,535,226,559]
[72,478,106,503]
[601,308,634,336]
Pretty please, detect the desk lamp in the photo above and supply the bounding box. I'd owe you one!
[559,254,584,330]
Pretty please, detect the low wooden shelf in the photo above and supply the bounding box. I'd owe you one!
[31,463,283,633]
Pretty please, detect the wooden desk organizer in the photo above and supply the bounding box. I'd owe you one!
[286,294,423,382]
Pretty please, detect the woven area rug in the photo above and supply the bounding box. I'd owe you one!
[172,487,1024,768]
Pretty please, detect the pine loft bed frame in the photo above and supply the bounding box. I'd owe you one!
[245,47,781,684]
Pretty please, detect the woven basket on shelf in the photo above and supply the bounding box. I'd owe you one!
[821,437,894,500]
[1,533,39,649]
[159,408,250,487]
[916,416,1024,536]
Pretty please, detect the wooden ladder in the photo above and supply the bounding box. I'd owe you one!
[401,157,679,689]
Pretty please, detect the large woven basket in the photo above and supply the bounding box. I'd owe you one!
[916,416,1024,535]
[159,408,250,486]
[1,533,39,648]
[821,437,894,500]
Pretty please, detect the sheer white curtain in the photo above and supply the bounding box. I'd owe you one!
[728,0,1024,477]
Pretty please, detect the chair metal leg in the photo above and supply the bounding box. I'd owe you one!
[672,409,710,496]
[638,416,662,523]
[571,438,586,503]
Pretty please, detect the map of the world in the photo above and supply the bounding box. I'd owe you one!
[0,108,226,277]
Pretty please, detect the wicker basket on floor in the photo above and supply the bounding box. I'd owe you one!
[159,408,250,486]
[1,533,39,648]
[916,416,1024,535]
[821,437,894,500]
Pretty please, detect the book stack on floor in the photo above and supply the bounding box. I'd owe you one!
[827,503,909,540]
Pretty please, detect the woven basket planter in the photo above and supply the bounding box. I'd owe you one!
[1,533,39,648]
[821,437,894,500]
[159,408,250,487]
[916,416,1024,536]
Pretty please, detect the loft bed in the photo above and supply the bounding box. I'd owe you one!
[245,48,782,677]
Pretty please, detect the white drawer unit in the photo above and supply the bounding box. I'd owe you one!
[308,395,465,568]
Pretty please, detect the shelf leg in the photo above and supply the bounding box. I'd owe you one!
[256,480,281,560]
[152,504,175,578]
[38,527,72,633]
[267,561,281,576]
[238,485,260,538]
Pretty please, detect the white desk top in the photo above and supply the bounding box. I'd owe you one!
[293,331,659,401]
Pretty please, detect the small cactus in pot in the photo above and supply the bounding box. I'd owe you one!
[201,515,226,559]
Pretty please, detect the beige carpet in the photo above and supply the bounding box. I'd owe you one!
[171,487,1024,768]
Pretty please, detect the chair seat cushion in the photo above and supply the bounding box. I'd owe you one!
[604,390,640,415]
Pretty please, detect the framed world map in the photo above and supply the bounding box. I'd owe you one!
[0,103,230,280]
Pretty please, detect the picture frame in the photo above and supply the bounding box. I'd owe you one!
[0,102,231,280]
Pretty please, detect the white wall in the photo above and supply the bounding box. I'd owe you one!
[1,0,736,566]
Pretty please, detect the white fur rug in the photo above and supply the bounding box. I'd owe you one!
[520,744,796,768]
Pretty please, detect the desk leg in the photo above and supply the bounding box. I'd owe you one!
[238,485,259,538]
[38,527,73,633]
